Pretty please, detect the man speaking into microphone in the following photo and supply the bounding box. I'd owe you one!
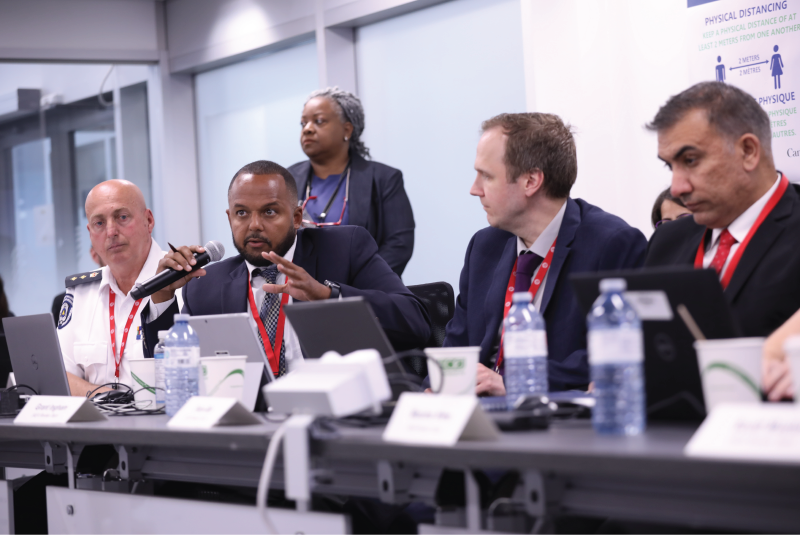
[57,180,184,397]
[143,160,431,378]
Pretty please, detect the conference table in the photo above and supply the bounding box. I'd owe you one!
[1,414,799,533]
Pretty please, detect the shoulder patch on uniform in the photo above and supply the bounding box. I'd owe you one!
[64,270,102,288]
[58,294,73,329]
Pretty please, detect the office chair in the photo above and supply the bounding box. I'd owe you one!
[407,282,455,377]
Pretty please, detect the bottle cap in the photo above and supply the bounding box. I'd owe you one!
[174,313,191,322]
[157,330,169,341]
[599,278,626,293]
[512,291,533,303]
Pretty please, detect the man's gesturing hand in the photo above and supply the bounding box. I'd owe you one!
[151,245,207,304]
[261,251,332,302]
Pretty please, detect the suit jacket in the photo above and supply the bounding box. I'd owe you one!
[645,182,800,337]
[443,198,648,391]
[144,225,431,359]
[289,153,415,276]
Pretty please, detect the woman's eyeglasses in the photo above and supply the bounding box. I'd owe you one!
[654,212,692,228]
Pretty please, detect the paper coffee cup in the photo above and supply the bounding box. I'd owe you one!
[425,347,479,396]
[200,356,247,401]
[784,335,800,401]
[129,358,157,409]
[694,337,764,412]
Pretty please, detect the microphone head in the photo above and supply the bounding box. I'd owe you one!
[203,240,225,262]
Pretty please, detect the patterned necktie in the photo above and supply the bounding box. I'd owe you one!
[709,229,738,278]
[514,251,544,292]
[253,265,286,377]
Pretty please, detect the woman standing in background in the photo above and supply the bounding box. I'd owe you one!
[288,87,415,276]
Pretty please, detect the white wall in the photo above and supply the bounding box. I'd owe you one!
[194,41,319,258]
[0,0,158,62]
[522,0,690,238]
[356,0,527,289]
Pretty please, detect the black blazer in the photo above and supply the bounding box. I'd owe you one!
[443,198,648,391]
[288,153,415,276]
[144,226,431,358]
[645,182,800,337]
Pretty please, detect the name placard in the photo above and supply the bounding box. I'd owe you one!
[167,397,262,429]
[383,393,499,447]
[685,403,800,463]
[14,396,107,425]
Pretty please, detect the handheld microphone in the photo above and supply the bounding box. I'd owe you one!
[131,241,225,300]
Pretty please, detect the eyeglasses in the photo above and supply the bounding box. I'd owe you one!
[300,195,348,227]
[654,212,692,228]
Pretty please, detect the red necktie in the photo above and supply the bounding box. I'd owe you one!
[709,229,737,277]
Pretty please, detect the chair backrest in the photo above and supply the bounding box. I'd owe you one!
[408,281,455,348]
[406,282,455,377]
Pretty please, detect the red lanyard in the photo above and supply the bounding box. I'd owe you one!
[247,279,290,377]
[108,287,143,379]
[495,238,557,372]
[694,175,788,290]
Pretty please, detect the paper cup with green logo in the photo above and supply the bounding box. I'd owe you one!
[129,358,157,408]
[694,337,764,412]
[784,335,800,400]
[425,347,479,396]
[200,356,247,401]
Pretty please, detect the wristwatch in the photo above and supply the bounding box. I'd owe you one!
[323,280,341,299]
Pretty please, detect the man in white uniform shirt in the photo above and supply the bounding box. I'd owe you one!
[57,180,182,396]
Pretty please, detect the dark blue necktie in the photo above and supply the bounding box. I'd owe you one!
[253,266,286,377]
[514,251,543,293]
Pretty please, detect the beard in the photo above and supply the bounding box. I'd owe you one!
[233,227,296,266]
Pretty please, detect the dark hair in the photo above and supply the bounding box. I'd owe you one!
[0,276,9,319]
[651,187,687,228]
[228,160,298,205]
[646,82,772,159]
[481,113,577,199]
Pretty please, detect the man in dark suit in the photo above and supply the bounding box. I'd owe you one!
[644,82,800,397]
[143,160,430,372]
[645,82,799,336]
[444,113,647,393]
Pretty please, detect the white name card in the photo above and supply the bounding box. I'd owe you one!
[167,397,262,429]
[685,403,800,463]
[14,396,107,425]
[383,393,499,447]
[624,290,673,321]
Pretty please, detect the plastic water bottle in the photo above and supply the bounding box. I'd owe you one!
[153,330,168,410]
[165,314,200,416]
[587,278,645,435]
[503,292,548,410]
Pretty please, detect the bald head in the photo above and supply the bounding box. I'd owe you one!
[85,179,147,218]
[85,179,154,279]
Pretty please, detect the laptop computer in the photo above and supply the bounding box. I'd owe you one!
[570,266,739,422]
[283,297,405,375]
[187,313,273,410]
[2,313,71,396]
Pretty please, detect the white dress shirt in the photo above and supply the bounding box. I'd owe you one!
[703,174,782,275]
[58,239,183,389]
[515,201,567,312]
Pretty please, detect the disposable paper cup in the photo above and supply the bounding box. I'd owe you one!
[694,337,764,412]
[201,356,247,401]
[784,335,800,401]
[129,358,157,409]
[425,347,479,396]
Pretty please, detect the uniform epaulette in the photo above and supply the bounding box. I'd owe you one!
[65,270,102,288]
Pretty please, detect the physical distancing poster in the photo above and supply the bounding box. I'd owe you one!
[688,0,800,180]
